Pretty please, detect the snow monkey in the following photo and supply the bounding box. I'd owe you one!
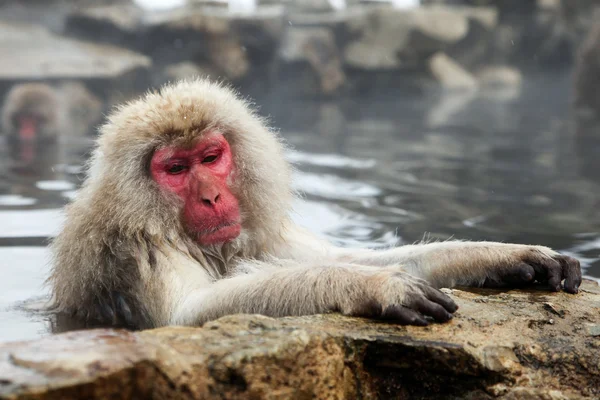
[2,83,61,143]
[1,82,102,143]
[48,79,582,329]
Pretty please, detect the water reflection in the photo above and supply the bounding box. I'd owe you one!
[292,200,400,249]
[270,72,600,279]
[1,72,600,342]
[0,247,51,342]
[293,172,381,200]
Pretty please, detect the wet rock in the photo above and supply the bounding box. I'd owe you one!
[475,65,522,100]
[65,4,145,48]
[411,6,470,49]
[279,27,346,94]
[206,35,250,80]
[153,61,219,87]
[67,4,260,80]
[0,22,151,81]
[0,0,133,32]
[1,280,600,399]
[428,52,478,91]
[476,65,522,90]
[446,6,498,68]
[339,4,497,73]
[143,4,284,80]
[188,0,229,6]
[287,5,363,27]
[559,0,600,48]
[343,5,471,70]
[457,4,498,30]
[291,0,339,12]
[477,0,592,67]
[66,2,284,83]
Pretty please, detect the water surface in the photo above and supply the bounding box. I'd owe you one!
[1,72,599,343]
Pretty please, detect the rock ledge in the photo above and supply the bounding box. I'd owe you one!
[1,280,600,399]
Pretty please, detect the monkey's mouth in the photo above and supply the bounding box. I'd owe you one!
[196,221,242,245]
[202,221,240,234]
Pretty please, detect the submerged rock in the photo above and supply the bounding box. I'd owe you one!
[343,6,461,70]
[1,280,599,399]
[279,26,346,94]
[476,65,522,90]
[342,5,493,70]
[428,52,478,91]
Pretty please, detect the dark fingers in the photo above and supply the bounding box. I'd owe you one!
[423,285,459,313]
[544,259,563,292]
[491,262,536,287]
[381,304,429,326]
[558,256,582,294]
[413,297,454,322]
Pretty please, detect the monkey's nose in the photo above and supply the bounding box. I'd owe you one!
[200,191,220,207]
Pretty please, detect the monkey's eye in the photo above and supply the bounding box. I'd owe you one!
[202,154,219,164]
[166,164,187,174]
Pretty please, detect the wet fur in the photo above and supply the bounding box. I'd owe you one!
[49,79,294,328]
[2,83,60,141]
[48,79,581,329]
[2,82,103,141]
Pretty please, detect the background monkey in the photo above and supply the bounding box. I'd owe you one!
[49,79,582,329]
[1,81,102,143]
[2,83,61,143]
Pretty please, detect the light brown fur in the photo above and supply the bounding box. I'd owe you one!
[1,82,102,142]
[2,83,60,141]
[48,79,581,329]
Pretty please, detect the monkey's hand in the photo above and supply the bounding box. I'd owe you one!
[341,271,458,326]
[329,240,582,294]
[481,246,582,294]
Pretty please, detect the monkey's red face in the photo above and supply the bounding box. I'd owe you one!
[150,132,241,245]
[11,113,49,142]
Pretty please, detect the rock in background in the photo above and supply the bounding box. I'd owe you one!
[0,20,151,126]
[0,0,596,103]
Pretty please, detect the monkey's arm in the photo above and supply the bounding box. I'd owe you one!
[274,225,581,293]
[332,241,582,293]
[169,261,457,327]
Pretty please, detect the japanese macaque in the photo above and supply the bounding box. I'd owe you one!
[48,79,582,330]
[2,83,60,143]
[1,82,102,143]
